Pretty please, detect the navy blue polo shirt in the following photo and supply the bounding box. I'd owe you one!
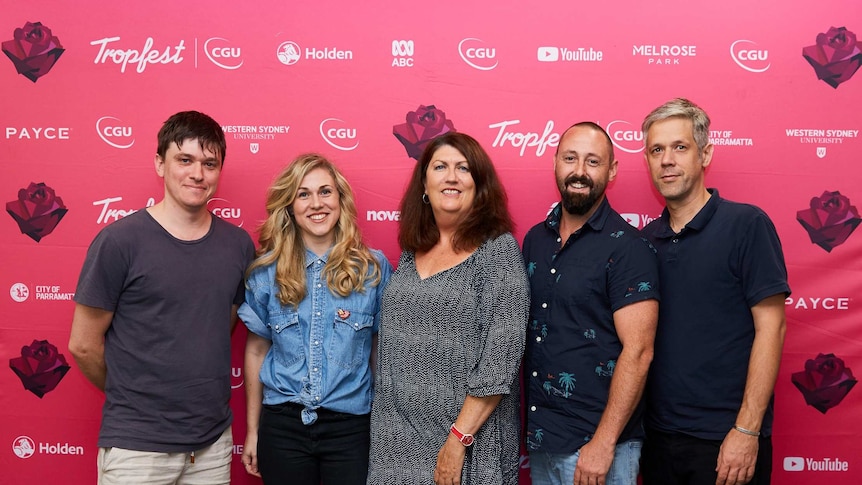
[523,198,660,454]
[642,189,790,440]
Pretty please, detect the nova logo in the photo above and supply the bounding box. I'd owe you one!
[10,283,29,302]
[392,39,414,67]
[730,40,770,73]
[458,38,497,70]
[319,118,359,151]
[12,436,35,459]
[366,210,400,222]
[784,457,804,471]
[208,197,244,227]
[204,37,243,70]
[538,46,559,62]
[96,116,135,149]
[276,41,301,65]
[605,120,644,154]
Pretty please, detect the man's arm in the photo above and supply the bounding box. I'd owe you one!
[230,304,240,333]
[68,303,114,391]
[573,299,658,485]
[716,293,786,485]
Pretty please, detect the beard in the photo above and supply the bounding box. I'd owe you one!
[559,174,604,216]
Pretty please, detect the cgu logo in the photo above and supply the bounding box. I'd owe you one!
[730,40,770,73]
[605,120,644,154]
[458,38,498,70]
[204,37,243,70]
[319,118,359,151]
[96,116,135,149]
[208,198,244,227]
[231,367,244,389]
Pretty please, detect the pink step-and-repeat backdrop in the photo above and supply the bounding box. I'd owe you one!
[2,1,860,483]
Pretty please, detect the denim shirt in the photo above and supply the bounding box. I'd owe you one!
[239,248,392,425]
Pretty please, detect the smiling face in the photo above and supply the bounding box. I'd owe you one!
[423,144,476,223]
[644,117,713,204]
[554,125,618,216]
[155,138,222,214]
[291,167,341,253]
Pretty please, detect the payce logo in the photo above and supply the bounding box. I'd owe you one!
[6,127,70,140]
[392,40,414,67]
[203,37,242,70]
[784,456,849,472]
[730,40,770,73]
[319,118,359,151]
[96,116,134,149]
[276,40,353,65]
[458,38,497,70]
[605,120,643,154]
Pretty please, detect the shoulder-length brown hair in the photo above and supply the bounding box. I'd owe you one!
[398,132,514,252]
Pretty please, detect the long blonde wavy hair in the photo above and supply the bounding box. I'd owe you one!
[247,153,382,306]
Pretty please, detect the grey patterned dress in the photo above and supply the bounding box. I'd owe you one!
[368,233,529,485]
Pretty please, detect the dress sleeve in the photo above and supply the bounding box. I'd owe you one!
[467,234,529,397]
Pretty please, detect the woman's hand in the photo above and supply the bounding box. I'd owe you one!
[433,434,467,485]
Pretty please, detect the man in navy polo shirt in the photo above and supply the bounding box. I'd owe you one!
[639,98,790,485]
[523,122,660,485]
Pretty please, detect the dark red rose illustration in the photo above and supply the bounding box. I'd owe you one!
[791,353,857,413]
[802,26,862,88]
[9,339,71,398]
[796,190,860,252]
[6,182,69,242]
[393,104,457,160]
[2,21,65,82]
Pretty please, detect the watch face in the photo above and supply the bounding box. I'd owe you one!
[462,435,474,446]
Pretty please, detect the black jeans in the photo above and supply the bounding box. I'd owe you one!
[257,402,370,485]
[641,427,773,485]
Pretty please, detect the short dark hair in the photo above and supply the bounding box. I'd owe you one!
[156,111,227,164]
[398,132,514,252]
[557,121,615,161]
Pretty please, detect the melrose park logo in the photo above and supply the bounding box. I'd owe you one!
[2,21,64,82]
[803,26,862,88]
[6,182,68,242]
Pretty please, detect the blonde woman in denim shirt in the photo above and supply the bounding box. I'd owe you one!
[238,154,392,485]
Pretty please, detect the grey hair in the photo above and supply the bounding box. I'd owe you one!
[641,98,711,151]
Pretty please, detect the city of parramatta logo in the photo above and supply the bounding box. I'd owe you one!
[276,40,353,65]
[366,209,400,222]
[221,123,290,155]
[709,129,753,147]
[393,104,457,160]
[803,26,862,88]
[537,46,603,63]
[6,126,70,140]
[10,435,84,458]
[208,197,244,227]
[391,40,414,67]
[6,182,68,242]
[320,118,359,151]
[730,40,770,73]
[784,127,857,157]
[458,38,497,70]
[2,21,64,82]
[632,43,696,65]
[96,116,135,149]
[791,353,857,414]
[93,196,155,225]
[9,339,71,398]
[202,37,242,70]
[605,120,643,154]
[12,436,35,458]
[796,190,860,252]
[90,36,185,73]
[784,456,850,472]
[10,283,29,302]
[620,213,657,230]
[489,120,559,157]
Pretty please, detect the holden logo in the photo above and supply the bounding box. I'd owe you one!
[12,436,35,459]
[96,116,135,149]
[276,41,301,65]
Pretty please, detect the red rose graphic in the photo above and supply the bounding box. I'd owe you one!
[802,26,862,88]
[9,339,71,398]
[791,353,857,413]
[6,182,69,242]
[393,105,457,160]
[2,21,65,82]
[796,190,860,252]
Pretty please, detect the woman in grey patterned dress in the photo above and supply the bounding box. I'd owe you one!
[368,132,529,485]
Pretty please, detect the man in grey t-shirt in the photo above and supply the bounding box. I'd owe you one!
[69,111,255,484]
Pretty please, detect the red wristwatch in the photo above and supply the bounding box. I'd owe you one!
[450,424,474,447]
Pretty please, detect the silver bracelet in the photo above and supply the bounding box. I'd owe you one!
[733,425,760,437]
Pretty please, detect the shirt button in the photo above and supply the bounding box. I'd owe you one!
[531,371,538,377]
[317,283,322,288]
[541,303,548,308]
[316,312,321,316]
[354,323,359,329]
[672,239,679,243]
[550,268,556,274]
[315,396,320,401]
[274,325,280,330]
[314,340,319,345]
[536,336,542,342]
[313,367,318,372]
[556,237,561,243]
[530,406,537,412]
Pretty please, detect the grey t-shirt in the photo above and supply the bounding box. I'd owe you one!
[75,210,255,452]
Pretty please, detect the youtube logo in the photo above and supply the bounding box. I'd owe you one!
[783,456,804,471]
[538,46,559,62]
